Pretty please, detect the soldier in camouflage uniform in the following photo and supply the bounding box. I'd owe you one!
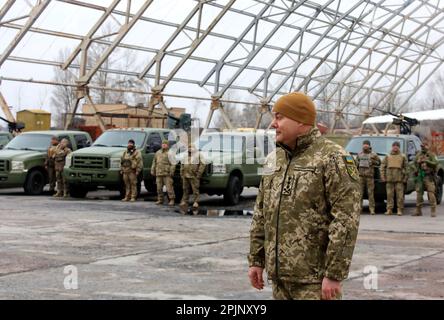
[53,138,72,198]
[120,139,143,202]
[151,140,176,206]
[248,92,361,300]
[45,136,59,193]
[356,140,381,215]
[180,144,206,211]
[381,141,408,216]
[413,142,438,217]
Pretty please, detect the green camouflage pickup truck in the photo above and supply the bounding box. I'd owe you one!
[176,131,274,205]
[64,128,171,198]
[0,130,92,194]
[0,132,13,150]
[345,134,444,206]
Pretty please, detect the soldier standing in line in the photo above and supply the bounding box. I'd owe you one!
[53,138,72,198]
[356,140,381,215]
[381,141,408,216]
[248,92,361,300]
[151,140,176,206]
[120,139,143,202]
[179,143,206,212]
[413,141,438,217]
[45,136,59,194]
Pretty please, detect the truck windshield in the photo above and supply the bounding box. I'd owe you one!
[346,137,404,156]
[199,135,243,152]
[93,131,147,148]
[4,134,52,151]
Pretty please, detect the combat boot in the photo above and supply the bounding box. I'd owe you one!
[369,210,376,215]
[412,207,422,216]
[431,206,437,218]
[168,199,175,206]
[155,198,163,205]
[53,192,62,198]
[397,210,403,216]
[192,202,199,209]
[63,192,69,198]
[179,202,188,214]
[384,209,393,216]
[121,198,129,202]
[130,198,136,202]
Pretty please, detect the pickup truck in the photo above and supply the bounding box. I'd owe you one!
[345,134,444,206]
[0,132,13,150]
[64,128,171,198]
[176,131,273,205]
[0,130,92,194]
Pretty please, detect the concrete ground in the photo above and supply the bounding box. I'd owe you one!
[0,187,443,300]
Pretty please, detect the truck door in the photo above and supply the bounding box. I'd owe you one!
[406,140,418,191]
[144,132,162,178]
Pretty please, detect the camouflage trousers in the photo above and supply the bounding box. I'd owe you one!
[156,176,175,201]
[386,182,405,211]
[272,281,341,300]
[123,172,138,200]
[55,170,68,195]
[181,177,200,204]
[48,165,56,191]
[360,176,375,213]
[416,176,436,208]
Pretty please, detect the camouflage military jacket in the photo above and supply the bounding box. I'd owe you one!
[53,146,72,171]
[45,145,58,167]
[151,149,176,177]
[120,149,143,174]
[381,151,408,183]
[356,151,380,178]
[248,128,361,283]
[180,152,206,179]
[414,150,438,176]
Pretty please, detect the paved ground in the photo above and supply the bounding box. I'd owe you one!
[0,187,443,300]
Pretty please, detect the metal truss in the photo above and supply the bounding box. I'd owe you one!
[1,0,444,130]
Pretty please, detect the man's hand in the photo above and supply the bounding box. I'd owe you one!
[321,277,341,300]
[248,267,264,290]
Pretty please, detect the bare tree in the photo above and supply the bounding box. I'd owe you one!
[50,49,79,128]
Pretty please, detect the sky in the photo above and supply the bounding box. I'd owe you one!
[1,0,444,126]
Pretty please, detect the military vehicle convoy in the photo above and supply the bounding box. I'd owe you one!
[64,128,273,204]
[0,131,92,194]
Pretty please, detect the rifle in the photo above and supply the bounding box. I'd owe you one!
[0,116,25,133]
[374,108,419,135]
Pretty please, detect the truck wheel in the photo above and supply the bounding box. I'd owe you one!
[436,176,443,205]
[24,170,45,195]
[224,176,242,205]
[69,185,88,198]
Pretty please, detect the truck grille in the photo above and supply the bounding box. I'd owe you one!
[0,159,9,172]
[72,156,108,170]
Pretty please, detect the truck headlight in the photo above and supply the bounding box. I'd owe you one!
[110,158,121,169]
[212,164,226,174]
[11,161,25,172]
[64,155,72,168]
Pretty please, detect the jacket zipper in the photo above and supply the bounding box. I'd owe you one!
[275,155,293,280]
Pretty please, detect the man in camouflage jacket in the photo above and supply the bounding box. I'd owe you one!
[248,92,361,300]
[120,139,143,202]
[151,140,176,206]
[180,144,206,211]
[356,140,381,215]
[413,142,438,217]
[53,138,72,198]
